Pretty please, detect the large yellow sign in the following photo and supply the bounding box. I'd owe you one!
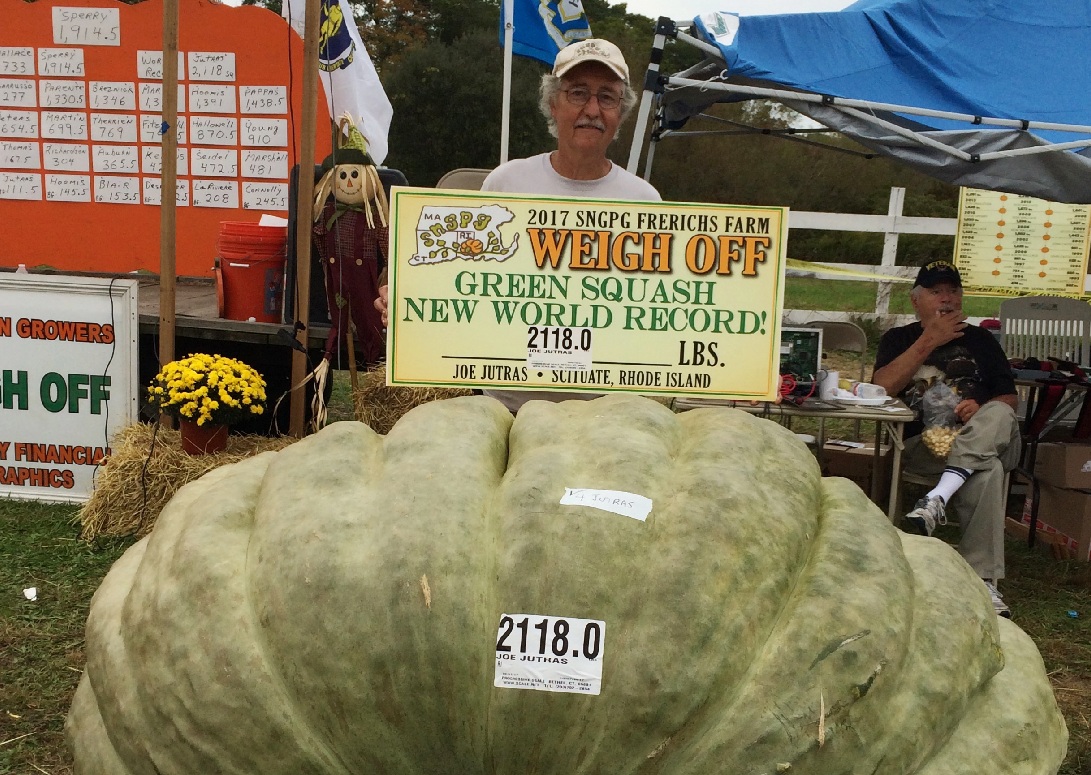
[954,188,1091,294]
[387,188,789,401]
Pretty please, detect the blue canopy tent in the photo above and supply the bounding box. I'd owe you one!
[627,0,1091,203]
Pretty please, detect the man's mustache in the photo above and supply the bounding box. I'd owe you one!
[576,119,606,131]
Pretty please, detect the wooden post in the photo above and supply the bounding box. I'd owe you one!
[158,0,179,426]
[875,186,905,316]
[288,0,323,437]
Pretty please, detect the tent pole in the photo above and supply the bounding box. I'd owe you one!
[158,0,178,414]
[627,19,670,174]
[642,130,657,181]
[288,0,322,437]
[499,0,514,165]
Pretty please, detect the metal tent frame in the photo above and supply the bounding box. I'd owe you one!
[627,17,1091,204]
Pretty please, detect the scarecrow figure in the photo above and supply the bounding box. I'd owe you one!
[312,114,389,369]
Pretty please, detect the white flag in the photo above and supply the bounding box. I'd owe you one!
[282,0,393,164]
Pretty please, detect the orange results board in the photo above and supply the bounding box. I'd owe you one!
[0,0,332,276]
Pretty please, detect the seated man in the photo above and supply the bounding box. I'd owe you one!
[872,261,1021,618]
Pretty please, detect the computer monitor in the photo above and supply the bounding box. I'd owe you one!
[780,327,823,384]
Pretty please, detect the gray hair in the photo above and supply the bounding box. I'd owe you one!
[538,73,638,139]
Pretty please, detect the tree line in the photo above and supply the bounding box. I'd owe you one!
[255,0,959,266]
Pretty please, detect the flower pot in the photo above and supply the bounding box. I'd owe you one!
[178,420,229,455]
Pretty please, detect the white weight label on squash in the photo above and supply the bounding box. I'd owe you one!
[495,614,605,695]
[560,488,652,521]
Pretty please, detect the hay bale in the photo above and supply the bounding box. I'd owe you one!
[78,423,296,541]
[354,363,474,434]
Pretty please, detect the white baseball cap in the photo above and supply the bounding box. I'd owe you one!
[552,38,629,84]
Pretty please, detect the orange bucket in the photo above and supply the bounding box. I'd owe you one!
[216,221,287,323]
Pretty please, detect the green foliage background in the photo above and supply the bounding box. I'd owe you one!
[252,0,962,267]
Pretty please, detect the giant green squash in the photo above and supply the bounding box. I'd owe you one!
[67,395,1067,774]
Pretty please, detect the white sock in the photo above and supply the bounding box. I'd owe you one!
[927,467,972,504]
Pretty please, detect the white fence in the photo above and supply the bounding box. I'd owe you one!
[784,186,957,328]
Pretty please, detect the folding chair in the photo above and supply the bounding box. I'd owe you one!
[812,320,869,439]
[1000,295,1091,366]
[812,320,868,381]
[436,168,492,191]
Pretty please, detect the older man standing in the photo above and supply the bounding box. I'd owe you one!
[872,260,1021,618]
[481,38,660,201]
[377,38,661,409]
[478,38,661,411]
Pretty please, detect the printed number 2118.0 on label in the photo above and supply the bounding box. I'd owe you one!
[495,615,603,660]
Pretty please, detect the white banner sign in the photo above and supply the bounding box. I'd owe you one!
[0,275,138,502]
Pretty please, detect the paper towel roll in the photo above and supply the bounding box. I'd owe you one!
[820,370,839,399]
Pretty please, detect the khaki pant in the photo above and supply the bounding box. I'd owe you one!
[902,401,1022,580]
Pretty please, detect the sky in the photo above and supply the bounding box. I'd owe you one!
[615,0,853,21]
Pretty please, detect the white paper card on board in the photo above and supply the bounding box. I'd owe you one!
[93,175,140,204]
[189,84,235,114]
[189,116,237,146]
[240,117,287,148]
[560,488,653,522]
[243,182,288,211]
[38,47,86,77]
[92,144,139,174]
[141,146,188,176]
[53,7,121,46]
[0,47,35,77]
[41,111,85,140]
[241,150,287,179]
[239,85,287,115]
[142,177,190,206]
[45,173,91,202]
[0,140,39,170]
[0,109,39,138]
[43,142,89,172]
[192,178,238,208]
[140,115,187,145]
[0,79,37,108]
[89,81,135,111]
[138,82,185,112]
[188,52,236,82]
[0,171,42,200]
[136,50,184,80]
[191,147,237,177]
[39,80,86,109]
[90,114,137,143]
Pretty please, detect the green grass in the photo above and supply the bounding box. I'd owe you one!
[2,484,1089,773]
[786,276,1005,318]
[0,499,134,775]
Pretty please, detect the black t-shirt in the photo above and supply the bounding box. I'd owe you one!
[874,322,1016,438]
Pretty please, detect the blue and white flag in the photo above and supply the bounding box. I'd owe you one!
[504,0,593,66]
[282,0,393,164]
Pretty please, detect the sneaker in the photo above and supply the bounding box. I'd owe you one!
[903,495,946,536]
[984,580,1012,619]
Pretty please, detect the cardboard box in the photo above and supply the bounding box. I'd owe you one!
[1033,442,1091,489]
[822,441,892,505]
[1020,484,1091,561]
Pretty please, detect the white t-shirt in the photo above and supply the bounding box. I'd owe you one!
[480,153,662,412]
[481,152,662,201]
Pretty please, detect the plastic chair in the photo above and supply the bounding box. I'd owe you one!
[999,295,1091,365]
[812,320,868,381]
[813,320,869,438]
[436,168,492,191]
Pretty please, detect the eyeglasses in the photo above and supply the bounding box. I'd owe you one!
[560,87,622,110]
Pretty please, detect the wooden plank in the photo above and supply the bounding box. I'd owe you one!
[134,275,329,348]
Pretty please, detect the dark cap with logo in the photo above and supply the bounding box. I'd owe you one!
[914,260,962,289]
